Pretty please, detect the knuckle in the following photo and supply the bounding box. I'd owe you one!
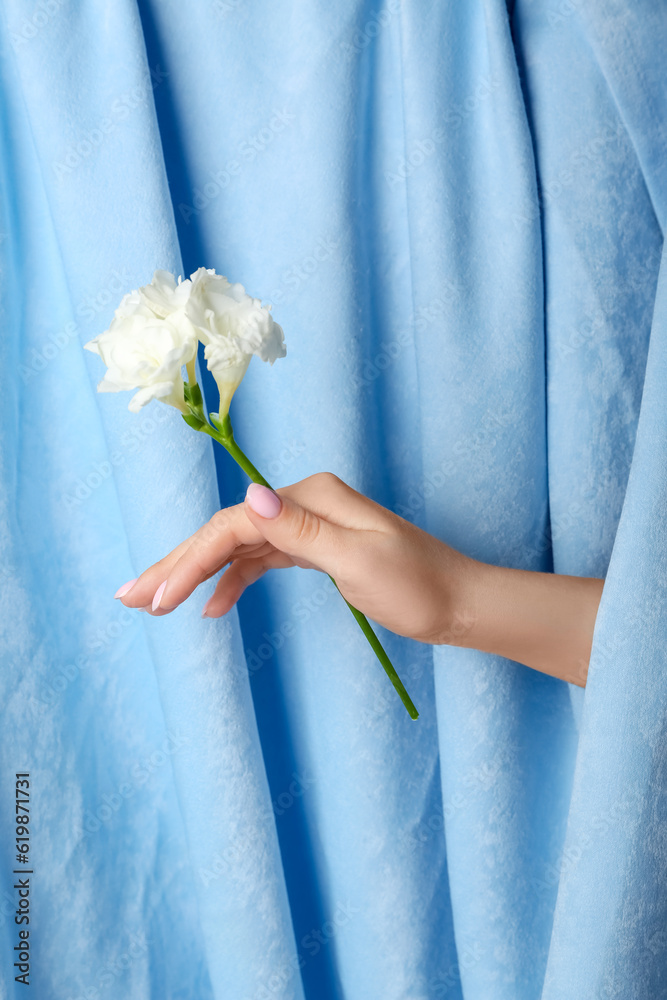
[235,562,254,588]
[209,508,232,537]
[292,507,321,548]
[314,471,344,489]
[284,472,352,508]
[299,471,344,493]
[187,547,212,582]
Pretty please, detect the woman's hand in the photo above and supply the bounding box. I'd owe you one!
[115,472,477,645]
[115,471,604,686]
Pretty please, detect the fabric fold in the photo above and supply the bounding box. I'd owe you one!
[2,1,302,996]
[1,1,665,998]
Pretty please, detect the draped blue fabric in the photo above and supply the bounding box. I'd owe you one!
[1,1,665,997]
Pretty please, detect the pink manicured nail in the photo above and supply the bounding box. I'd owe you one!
[246,483,282,519]
[114,579,137,599]
[152,580,168,612]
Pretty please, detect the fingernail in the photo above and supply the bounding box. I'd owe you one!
[246,483,282,519]
[114,578,137,599]
[201,598,212,618]
[152,580,168,612]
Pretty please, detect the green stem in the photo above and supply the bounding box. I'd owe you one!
[198,409,419,720]
[329,578,419,720]
[212,414,272,488]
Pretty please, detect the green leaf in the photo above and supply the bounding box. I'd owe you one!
[182,413,205,431]
[189,384,203,408]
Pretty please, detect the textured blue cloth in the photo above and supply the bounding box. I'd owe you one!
[1,1,665,997]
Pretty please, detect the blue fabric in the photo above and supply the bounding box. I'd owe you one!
[1,1,665,997]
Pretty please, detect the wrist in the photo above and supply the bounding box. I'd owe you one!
[432,550,488,648]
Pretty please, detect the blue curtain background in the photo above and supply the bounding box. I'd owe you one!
[1,1,666,997]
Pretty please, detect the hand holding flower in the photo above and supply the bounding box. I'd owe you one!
[90,268,603,705]
[116,473,473,645]
[88,267,420,718]
[116,473,604,689]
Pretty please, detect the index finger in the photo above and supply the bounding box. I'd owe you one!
[149,501,267,612]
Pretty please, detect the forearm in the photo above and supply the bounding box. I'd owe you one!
[446,559,604,687]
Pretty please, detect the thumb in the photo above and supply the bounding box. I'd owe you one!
[243,482,346,572]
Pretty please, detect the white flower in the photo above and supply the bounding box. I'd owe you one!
[85,267,286,418]
[84,270,198,413]
[186,267,286,415]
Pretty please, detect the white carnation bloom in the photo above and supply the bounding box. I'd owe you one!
[186,267,286,415]
[84,270,197,413]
